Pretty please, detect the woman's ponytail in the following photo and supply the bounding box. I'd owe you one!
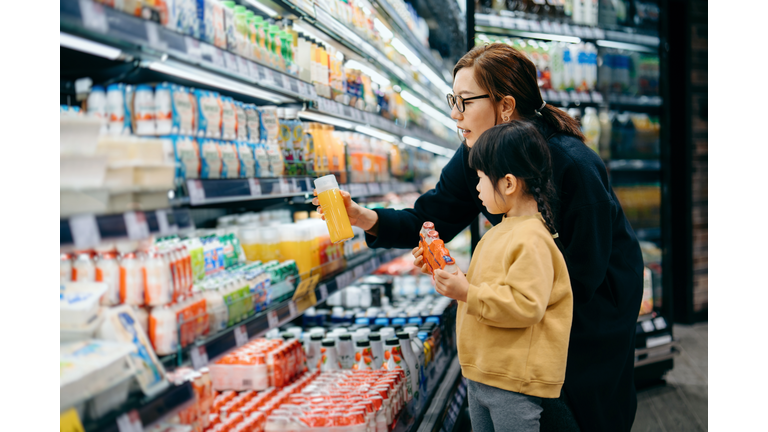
[538,103,586,142]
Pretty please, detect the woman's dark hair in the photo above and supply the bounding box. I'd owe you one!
[468,120,559,236]
[453,43,586,142]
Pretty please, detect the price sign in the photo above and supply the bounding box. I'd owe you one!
[263,68,276,86]
[185,37,202,62]
[247,61,261,81]
[267,310,279,328]
[291,178,299,193]
[236,56,250,76]
[155,210,171,235]
[305,178,313,192]
[248,178,262,196]
[353,265,365,280]
[581,26,595,39]
[279,178,291,194]
[591,91,604,103]
[60,408,85,432]
[190,345,208,370]
[336,272,354,291]
[145,21,167,52]
[234,325,248,347]
[187,179,206,205]
[210,46,225,68]
[653,317,668,330]
[318,283,329,302]
[572,25,584,38]
[288,301,298,317]
[224,52,239,73]
[281,74,292,90]
[289,78,299,94]
[124,211,150,241]
[116,410,143,432]
[488,15,502,28]
[541,20,553,33]
[69,214,101,249]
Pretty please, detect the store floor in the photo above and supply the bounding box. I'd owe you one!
[632,322,708,432]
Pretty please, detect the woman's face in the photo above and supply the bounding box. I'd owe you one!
[451,66,498,148]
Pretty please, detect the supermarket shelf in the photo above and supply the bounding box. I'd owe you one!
[541,89,662,109]
[608,159,661,171]
[634,339,679,368]
[60,208,194,249]
[60,0,454,144]
[415,356,464,432]
[393,348,455,432]
[474,13,660,50]
[159,247,410,369]
[634,314,679,368]
[174,178,419,207]
[83,380,194,432]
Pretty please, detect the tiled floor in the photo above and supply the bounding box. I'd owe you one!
[632,322,709,432]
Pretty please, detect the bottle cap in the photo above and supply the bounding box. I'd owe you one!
[385,338,400,346]
[321,338,336,347]
[338,334,352,341]
[368,332,381,341]
[314,174,340,194]
[310,334,324,341]
[396,331,410,340]
[356,339,370,347]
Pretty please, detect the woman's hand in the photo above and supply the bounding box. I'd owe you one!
[312,189,378,231]
[433,268,469,303]
[411,246,431,275]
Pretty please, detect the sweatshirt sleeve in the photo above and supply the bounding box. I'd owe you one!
[365,145,481,249]
[465,229,555,328]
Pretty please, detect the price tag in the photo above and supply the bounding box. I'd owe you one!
[281,178,292,194]
[572,25,584,38]
[280,74,291,90]
[234,325,248,347]
[516,19,530,31]
[185,37,202,62]
[305,178,313,192]
[79,0,109,33]
[291,178,299,193]
[353,265,365,280]
[593,28,606,39]
[263,68,276,86]
[547,89,560,102]
[236,56,250,76]
[190,345,209,370]
[224,52,239,73]
[267,310,279,328]
[319,283,329,301]
[641,320,655,333]
[60,408,85,432]
[343,106,353,118]
[145,21,166,52]
[155,210,171,235]
[561,24,574,36]
[289,78,299,94]
[653,317,667,330]
[591,91,604,103]
[187,179,206,205]
[210,46,225,68]
[247,61,261,81]
[69,214,101,249]
[124,211,150,240]
[248,178,262,196]
[582,27,595,39]
[529,20,542,32]
[368,183,381,195]
[335,272,352,291]
[288,301,298,317]
[551,21,563,34]
[116,410,143,432]
[541,20,553,33]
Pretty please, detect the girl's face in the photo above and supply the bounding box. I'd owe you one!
[451,67,498,148]
[476,170,508,214]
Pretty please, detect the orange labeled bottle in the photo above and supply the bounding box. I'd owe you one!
[314,174,354,244]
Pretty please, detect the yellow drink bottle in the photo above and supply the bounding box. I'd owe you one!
[314,174,354,244]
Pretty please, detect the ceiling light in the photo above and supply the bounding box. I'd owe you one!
[374,18,394,41]
[391,38,421,67]
[60,32,122,60]
[243,0,278,17]
[418,63,453,95]
[401,136,422,147]
[355,126,397,142]
[596,40,657,53]
[297,111,354,129]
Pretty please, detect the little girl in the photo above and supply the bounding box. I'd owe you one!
[432,120,573,432]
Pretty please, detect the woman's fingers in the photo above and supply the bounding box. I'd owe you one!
[421,264,430,275]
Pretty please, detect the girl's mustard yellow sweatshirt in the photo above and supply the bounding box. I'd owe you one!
[457,213,573,399]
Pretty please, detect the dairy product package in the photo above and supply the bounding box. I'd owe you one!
[245,104,261,142]
[170,85,196,135]
[171,135,201,179]
[106,84,129,135]
[133,84,156,136]
[258,106,279,142]
[60,282,108,329]
[194,90,222,139]
[199,139,223,178]
[155,83,173,135]
[266,141,285,176]
[222,0,237,51]
[254,142,270,177]
[235,102,248,140]
[237,141,257,178]
[199,0,225,48]
[97,305,169,396]
[220,141,240,178]
[220,96,237,140]
[123,84,135,134]
[172,0,200,38]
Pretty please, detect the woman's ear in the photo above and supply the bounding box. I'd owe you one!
[503,174,518,196]
[500,95,517,121]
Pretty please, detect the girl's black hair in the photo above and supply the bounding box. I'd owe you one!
[468,120,559,237]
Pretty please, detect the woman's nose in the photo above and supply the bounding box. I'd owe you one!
[450,105,463,121]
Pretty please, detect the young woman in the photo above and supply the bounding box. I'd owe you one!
[313,43,644,432]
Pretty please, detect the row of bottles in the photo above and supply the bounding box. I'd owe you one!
[566,106,660,159]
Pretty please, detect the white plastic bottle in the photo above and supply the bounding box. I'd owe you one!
[73,251,95,282]
[320,338,341,371]
[582,107,601,154]
[369,332,385,369]
[354,339,374,370]
[144,250,173,306]
[155,82,173,135]
[95,252,121,306]
[120,252,145,306]
[106,84,127,135]
[307,333,324,371]
[398,331,421,406]
[133,84,156,136]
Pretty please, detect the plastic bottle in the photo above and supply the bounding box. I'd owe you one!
[106,84,127,135]
[155,82,173,135]
[314,174,354,244]
[87,86,107,134]
[133,84,156,136]
[72,251,96,282]
[120,252,145,305]
[337,333,356,369]
[95,252,121,306]
[354,339,374,370]
[60,253,73,284]
[598,109,613,160]
[582,107,601,154]
[398,331,421,406]
[384,337,412,402]
[320,338,341,371]
[144,249,173,306]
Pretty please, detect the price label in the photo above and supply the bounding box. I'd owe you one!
[653,317,668,330]
[185,37,202,62]
[305,178,313,192]
[187,179,206,205]
[248,178,262,196]
[291,178,299,193]
[561,24,574,36]
[591,91,604,103]
[267,310,279,328]
[60,408,85,432]
[224,52,239,73]
[155,210,172,235]
[529,20,542,32]
[263,68,276,86]
[640,320,655,333]
[336,272,353,291]
[145,21,166,52]
[116,410,143,432]
[488,15,502,28]
[288,301,298,317]
[281,74,292,90]
[368,183,381,195]
[319,283,329,301]
[236,56,250,76]
[234,325,248,347]
[210,46,225,68]
[551,21,563,34]
[124,211,150,240]
[247,61,261,80]
[79,0,109,33]
[353,265,365,280]
[289,78,299,94]
[69,214,101,249]
[572,25,584,38]
[279,178,291,194]
[541,20,553,33]
[581,26,595,39]
[190,345,209,370]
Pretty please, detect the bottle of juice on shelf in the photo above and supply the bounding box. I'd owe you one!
[144,249,173,306]
[398,331,421,406]
[354,339,374,371]
[320,338,341,371]
[60,253,72,284]
[95,251,121,306]
[120,252,145,305]
[581,107,601,154]
[314,174,354,244]
[72,251,95,282]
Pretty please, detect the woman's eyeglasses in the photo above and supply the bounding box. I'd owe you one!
[446,93,490,113]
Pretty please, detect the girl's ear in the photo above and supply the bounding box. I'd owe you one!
[503,174,517,196]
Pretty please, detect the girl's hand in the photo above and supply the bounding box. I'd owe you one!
[433,268,469,303]
[411,246,431,275]
[312,189,378,231]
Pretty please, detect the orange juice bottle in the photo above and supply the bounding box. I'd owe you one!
[314,174,354,244]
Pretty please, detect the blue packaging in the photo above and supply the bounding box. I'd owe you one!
[198,138,222,179]
[374,317,390,326]
[425,316,441,326]
[391,317,406,327]
[171,135,201,180]
[237,141,257,178]
[170,85,195,135]
[194,89,222,139]
[407,317,423,326]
